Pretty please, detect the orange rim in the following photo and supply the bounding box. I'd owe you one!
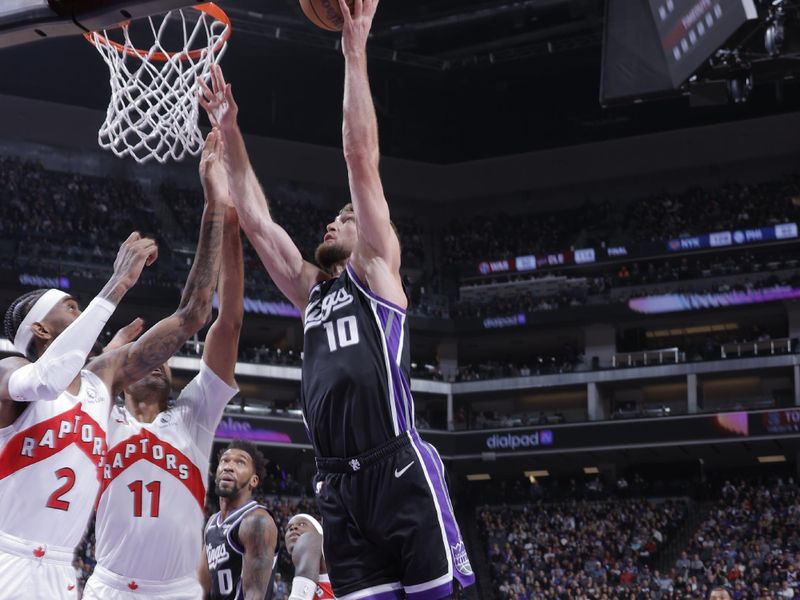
[83,3,231,62]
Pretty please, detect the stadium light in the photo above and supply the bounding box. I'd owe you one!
[757,455,787,463]
[524,470,550,478]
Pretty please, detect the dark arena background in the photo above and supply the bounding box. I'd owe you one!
[3,0,800,598]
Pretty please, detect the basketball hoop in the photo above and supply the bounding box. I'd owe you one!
[85,3,232,164]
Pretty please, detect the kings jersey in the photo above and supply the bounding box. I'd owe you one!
[204,500,280,600]
[301,264,413,458]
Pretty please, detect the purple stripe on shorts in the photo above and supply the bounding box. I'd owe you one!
[410,431,476,589]
[405,581,453,600]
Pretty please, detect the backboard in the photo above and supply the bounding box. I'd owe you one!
[0,0,205,49]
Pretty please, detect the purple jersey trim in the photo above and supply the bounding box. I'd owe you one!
[373,303,411,434]
[346,264,407,315]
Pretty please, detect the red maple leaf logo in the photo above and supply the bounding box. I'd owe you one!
[67,584,75,591]
[128,581,138,591]
[32,547,45,558]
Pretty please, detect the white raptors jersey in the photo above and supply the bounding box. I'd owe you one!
[94,361,237,581]
[0,370,109,549]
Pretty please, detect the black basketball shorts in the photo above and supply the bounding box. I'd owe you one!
[313,430,475,600]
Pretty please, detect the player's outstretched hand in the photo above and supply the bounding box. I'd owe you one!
[112,232,159,292]
[103,318,145,353]
[199,65,239,131]
[200,128,232,207]
[339,0,379,57]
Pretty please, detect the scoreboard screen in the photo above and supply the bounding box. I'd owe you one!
[648,0,757,86]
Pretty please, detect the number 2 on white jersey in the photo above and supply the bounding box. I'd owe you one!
[46,468,75,511]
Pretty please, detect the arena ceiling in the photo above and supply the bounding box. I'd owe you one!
[2,0,800,161]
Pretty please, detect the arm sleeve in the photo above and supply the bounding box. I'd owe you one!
[7,297,116,402]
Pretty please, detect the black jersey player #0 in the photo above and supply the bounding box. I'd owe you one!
[205,500,279,600]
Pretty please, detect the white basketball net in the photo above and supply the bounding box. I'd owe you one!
[88,6,230,164]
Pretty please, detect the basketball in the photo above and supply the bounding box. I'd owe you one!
[299,0,354,31]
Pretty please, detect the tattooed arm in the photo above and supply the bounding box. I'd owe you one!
[101,317,145,354]
[88,130,227,394]
[239,509,278,600]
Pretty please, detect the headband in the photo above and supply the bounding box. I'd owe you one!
[13,289,70,355]
[288,513,323,535]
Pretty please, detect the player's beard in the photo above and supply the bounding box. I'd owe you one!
[215,479,243,498]
[315,241,351,272]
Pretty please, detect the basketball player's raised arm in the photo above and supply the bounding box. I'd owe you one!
[290,529,323,590]
[239,508,278,600]
[88,130,227,393]
[338,0,405,307]
[102,317,145,354]
[200,67,324,311]
[0,233,157,409]
[202,203,243,387]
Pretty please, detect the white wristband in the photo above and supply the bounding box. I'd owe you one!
[289,577,317,600]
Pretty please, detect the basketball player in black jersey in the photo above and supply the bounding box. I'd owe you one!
[200,441,279,600]
[200,1,476,598]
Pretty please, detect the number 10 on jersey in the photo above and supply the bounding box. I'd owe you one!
[323,316,360,352]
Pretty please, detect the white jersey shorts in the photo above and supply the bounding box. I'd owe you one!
[0,530,78,600]
[82,564,203,600]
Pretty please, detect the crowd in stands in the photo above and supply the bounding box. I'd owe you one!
[0,157,424,305]
[479,496,688,599]
[0,158,159,248]
[0,157,173,287]
[474,476,800,599]
[443,178,800,265]
[676,478,800,599]
[3,156,800,324]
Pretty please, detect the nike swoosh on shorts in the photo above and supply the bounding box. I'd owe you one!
[394,461,414,478]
